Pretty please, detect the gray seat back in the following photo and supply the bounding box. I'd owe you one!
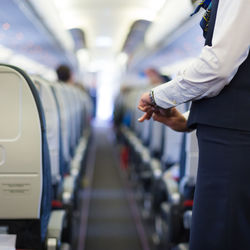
[0,66,43,219]
[161,104,186,166]
[52,83,71,171]
[33,76,61,185]
[149,121,164,158]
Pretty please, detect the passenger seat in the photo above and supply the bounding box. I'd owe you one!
[0,65,66,250]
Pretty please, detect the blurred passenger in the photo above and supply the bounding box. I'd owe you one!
[144,67,171,85]
[138,1,250,250]
[75,81,87,92]
[113,86,132,128]
[56,64,74,85]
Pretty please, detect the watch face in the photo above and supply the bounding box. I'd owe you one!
[150,90,156,106]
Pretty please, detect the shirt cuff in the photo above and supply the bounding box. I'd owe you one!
[152,80,178,109]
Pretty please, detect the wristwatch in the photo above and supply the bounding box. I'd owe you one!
[149,89,157,106]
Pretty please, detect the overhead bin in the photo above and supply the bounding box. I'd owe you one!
[145,0,194,48]
[23,0,74,53]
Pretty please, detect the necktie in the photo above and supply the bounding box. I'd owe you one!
[191,0,212,38]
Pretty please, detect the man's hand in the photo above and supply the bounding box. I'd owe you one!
[137,92,174,123]
[138,92,152,111]
[137,92,190,132]
[152,107,189,132]
[137,92,154,122]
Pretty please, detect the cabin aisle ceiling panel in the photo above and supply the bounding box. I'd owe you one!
[0,0,74,68]
[52,0,166,61]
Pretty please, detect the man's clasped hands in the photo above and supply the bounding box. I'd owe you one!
[137,92,190,132]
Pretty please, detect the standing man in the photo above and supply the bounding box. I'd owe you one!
[138,0,250,249]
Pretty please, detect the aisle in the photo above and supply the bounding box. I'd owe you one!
[80,124,143,250]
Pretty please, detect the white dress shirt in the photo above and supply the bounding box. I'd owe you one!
[153,0,250,109]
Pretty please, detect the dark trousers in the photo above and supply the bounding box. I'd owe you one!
[189,124,250,250]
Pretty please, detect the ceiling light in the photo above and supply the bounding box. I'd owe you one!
[77,48,89,66]
[95,36,113,47]
[117,52,128,65]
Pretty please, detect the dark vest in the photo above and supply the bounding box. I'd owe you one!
[187,0,250,131]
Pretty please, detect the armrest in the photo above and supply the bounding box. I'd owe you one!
[173,243,189,250]
[141,148,150,165]
[60,243,71,250]
[0,234,16,250]
[70,139,87,173]
[161,170,179,197]
[62,175,76,204]
[183,210,192,229]
[47,210,66,240]
[150,158,162,179]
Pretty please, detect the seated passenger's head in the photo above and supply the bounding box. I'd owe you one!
[56,64,72,83]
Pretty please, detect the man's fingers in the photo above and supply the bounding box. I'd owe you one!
[138,113,148,122]
[138,93,152,108]
[146,113,152,120]
[152,113,162,122]
[138,103,156,112]
[138,111,152,122]
[137,105,173,124]
[152,113,170,126]
[138,105,150,112]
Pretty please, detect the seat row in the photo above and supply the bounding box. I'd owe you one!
[0,64,92,250]
[114,86,198,250]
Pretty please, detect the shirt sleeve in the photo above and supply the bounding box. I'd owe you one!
[152,0,250,109]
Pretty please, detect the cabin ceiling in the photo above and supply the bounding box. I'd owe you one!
[52,0,166,62]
